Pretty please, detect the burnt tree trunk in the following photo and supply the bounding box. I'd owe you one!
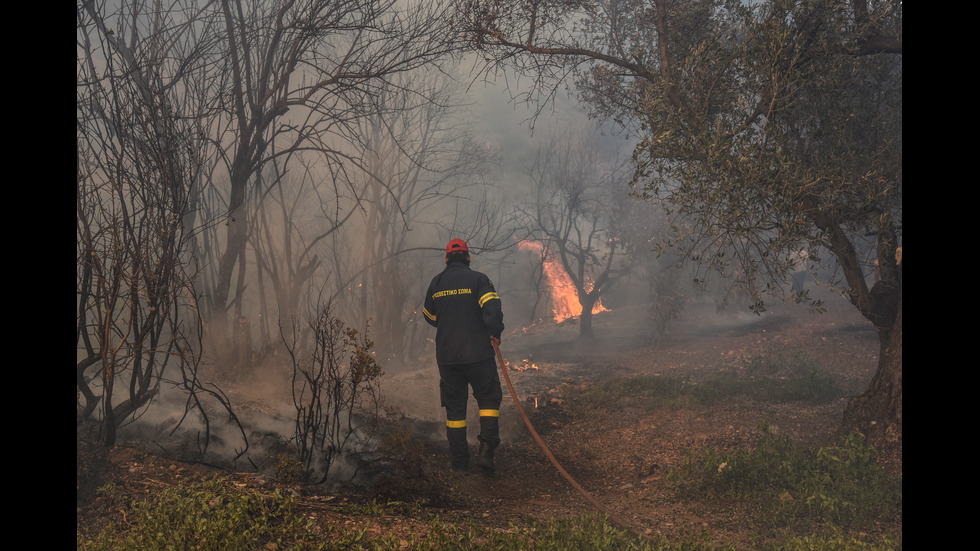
[578,293,598,340]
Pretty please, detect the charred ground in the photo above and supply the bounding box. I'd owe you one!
[77,290,901,547]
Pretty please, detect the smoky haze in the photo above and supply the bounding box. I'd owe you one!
[77,1,900,508]
[78,20,759,482]
[105,62,662,478]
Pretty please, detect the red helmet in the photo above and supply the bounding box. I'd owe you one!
[445,238,469,254]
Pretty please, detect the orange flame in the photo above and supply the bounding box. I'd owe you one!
[507,358,540,372]
[518,240,608,323]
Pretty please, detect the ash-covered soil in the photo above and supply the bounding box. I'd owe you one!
[77,287,899,547]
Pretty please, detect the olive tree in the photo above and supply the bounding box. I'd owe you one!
[519,129,642,339]
[458,0,902,440]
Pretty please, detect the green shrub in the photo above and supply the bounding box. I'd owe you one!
[79,477,318,550]
[274,453,306,486]
[670,424,901,528]
[79,478,899,550]
[759,528,901,550]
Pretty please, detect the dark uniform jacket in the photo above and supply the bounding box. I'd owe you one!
[423,261,504,365]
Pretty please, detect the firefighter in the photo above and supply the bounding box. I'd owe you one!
[422,238,505,473]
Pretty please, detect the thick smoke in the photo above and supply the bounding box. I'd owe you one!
[95,60,780,485]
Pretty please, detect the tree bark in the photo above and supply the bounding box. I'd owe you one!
[842,289,902,444]
[579,298,595,340]
[815,209,902,444]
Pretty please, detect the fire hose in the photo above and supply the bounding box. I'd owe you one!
[492,342,651,542]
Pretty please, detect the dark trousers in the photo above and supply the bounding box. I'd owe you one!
[439,357,502,467]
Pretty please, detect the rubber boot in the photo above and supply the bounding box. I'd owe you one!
[477,441,496,472]
[447,425,469,472]
[477,416,500,473]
